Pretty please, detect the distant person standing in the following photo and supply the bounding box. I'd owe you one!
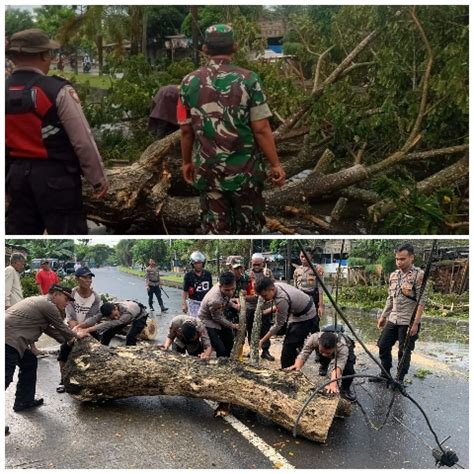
[145,259,168,313]
[35,260,60,295]
[371,243,426,384]
[73,261,82,272]
[5,253,26,309]
[5,28,108,234]
[82,53,91,73]
[178,24,286,234]
[182,251,213,317]
[293,251,324,331]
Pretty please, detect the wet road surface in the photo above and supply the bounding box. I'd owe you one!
[6,267,469,469]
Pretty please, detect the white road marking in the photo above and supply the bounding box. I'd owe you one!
[204,400,295,469]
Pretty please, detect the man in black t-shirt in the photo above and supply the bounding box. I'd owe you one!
[182,251,213,317]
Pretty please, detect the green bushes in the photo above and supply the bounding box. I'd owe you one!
[338,284,468,319]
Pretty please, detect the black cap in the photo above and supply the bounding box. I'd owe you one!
[181,322,197,343]
[100,302,116,317]
[48,284,74,301]
[75,266,95,278]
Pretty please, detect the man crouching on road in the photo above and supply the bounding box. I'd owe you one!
[160,314,212,359]
[75,300,148,346]
[5,285,89,429]
[286,331,357,402]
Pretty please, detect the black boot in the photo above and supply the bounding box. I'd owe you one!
[56,379,65,393]
[160,306,169,312]
[340,388,357,402]
[261,349,275,361]
[13,398,44,412]
[5,425,10,435]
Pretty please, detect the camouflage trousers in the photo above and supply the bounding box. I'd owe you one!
[199,186,265,234]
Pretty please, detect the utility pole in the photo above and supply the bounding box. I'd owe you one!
[190,5,199,67]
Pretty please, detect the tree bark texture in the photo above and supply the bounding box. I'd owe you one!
[64,339,350,443]
[249,296,264,366]
[230,292,247,361]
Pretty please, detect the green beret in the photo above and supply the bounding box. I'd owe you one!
[204,24,235,47]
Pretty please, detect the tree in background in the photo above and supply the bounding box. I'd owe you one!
[34,5,76,37]
[5,8,34,38]
[131,240,169,268]
[115,240,135,267]
[7,239,75,262]
[86,244,115,267]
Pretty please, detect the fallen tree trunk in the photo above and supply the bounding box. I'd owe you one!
[64,339,350,443]
[81,124,467,233]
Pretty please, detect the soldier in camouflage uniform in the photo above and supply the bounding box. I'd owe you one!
[371,243,426,384]
[177,24,286,234]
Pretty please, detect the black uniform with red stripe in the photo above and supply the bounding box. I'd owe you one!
[183,270,213,302]
[5,70,87,234]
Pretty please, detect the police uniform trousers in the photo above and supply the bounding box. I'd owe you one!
[206,326,234,358]
[199,185,265,235]
[319,347,357,391]
[172,340,204,357]
[281,317,319,369]
[303,290,321,332]
[377,321,420,377]
[246,308,272,351]
[5,345,38,406]
[92,316,148,347]
[147,284,165,309]
[6,160,88,235]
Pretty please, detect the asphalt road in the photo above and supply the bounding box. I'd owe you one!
[5,267,469,469]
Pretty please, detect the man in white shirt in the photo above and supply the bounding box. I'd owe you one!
[5,253,26,309]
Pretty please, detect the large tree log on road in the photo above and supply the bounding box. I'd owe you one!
[64,339,350,443]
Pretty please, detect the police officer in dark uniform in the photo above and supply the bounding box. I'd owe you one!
[5,29,108,235]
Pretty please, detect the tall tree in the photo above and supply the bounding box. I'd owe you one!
[34,6,76,37]
[115,240,135,267]
[5,8,34,37]
[58,6,107,75]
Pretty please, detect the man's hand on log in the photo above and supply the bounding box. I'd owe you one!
[73,328,90,339]
[284,364,301,372]
[324,381,340,395]
[92,181,109,200]
[182,162,195,185]
[269,164,286,187]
